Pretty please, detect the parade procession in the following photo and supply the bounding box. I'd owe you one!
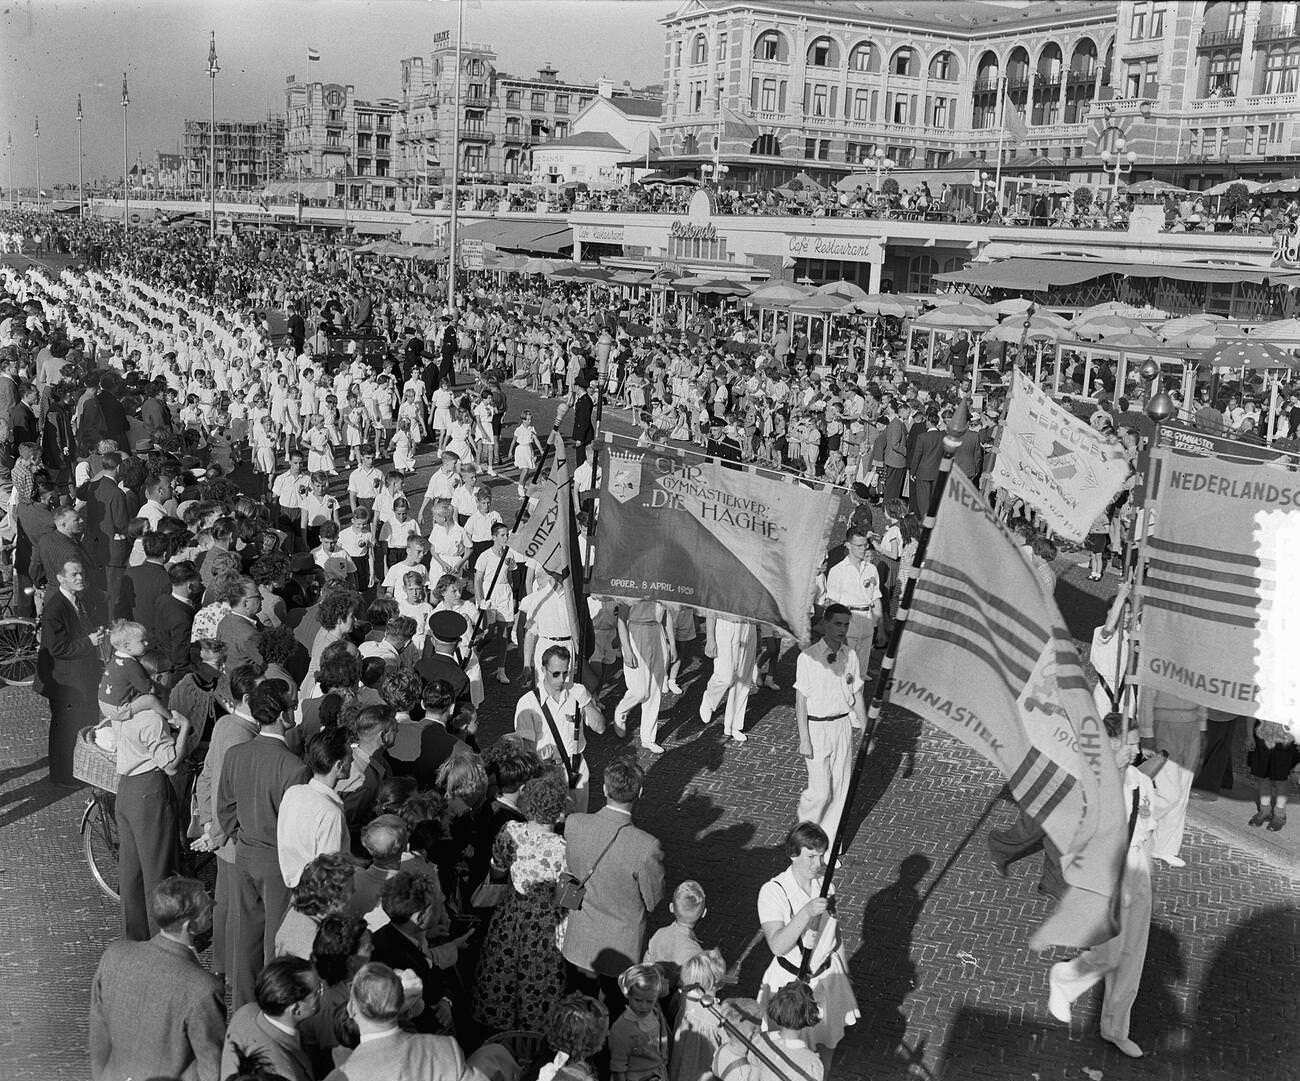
[1,2,1298,1080]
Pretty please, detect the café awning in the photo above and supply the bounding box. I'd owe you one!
[459,219,573,255]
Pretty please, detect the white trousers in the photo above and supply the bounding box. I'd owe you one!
[846,611,876,678]
[616,659,663,746]
[1151,722,1201,860]
[797,716,853,840]
[1051,855,1152,1042]
[700,623,757,736]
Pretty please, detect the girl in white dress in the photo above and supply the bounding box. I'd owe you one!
[509,411,542,498]
[445,406,475,464]
[397,388,426,444]
[269,375,289,447]
[344,394,367,466]
[284,386,303,456]
[391,418,417,474]
[375,374,397,456]
[250,414,277,480]
[307,417,335,475]
[429,384,455,446]
[473,392,497,474]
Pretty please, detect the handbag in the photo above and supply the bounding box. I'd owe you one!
[554,823,629,911]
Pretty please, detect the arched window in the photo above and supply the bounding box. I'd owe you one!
[1070,38,1098,79]
[848,41,880,73]
[1007,46,1030,85]
[1261,44,1300,94]
[1037,42,1063,83]
[976,49,999,89]
[754,30,788,62]
[929,51,958,81]
[750,133,782,157]
[692,34,708,65]
[891,47,914,76]
[807,36,839,67]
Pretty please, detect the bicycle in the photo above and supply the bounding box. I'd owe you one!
[0,520,39,686]
[76,730,216,902]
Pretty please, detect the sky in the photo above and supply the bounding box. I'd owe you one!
[1,0,679,186]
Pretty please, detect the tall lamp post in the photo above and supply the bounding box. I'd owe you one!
[33,116,40,208]
[207,31,220,240]
[977,170,999,215]
[122,73,130,234]
[76,95,85,218]
[872,147,895,200]
[1099,136,1136,215]
[5,131,12,205]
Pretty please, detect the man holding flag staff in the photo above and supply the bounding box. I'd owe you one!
[794,604,867,842]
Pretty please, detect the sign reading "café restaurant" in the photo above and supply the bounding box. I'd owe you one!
[786,234,883,263]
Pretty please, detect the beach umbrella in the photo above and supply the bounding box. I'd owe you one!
[572,266,613,282]
[1249,318,1300,342]
[687,278,752,297]
[1258,177,1300,195]
[1098,328,1165,348]
[1162,326,1245,350]
[790,170,827,193]
[1072,314,1156,340]
[1202,178,1264,196]
[1123,178,1191,196]
[1157,313,1224,340]
[789,292,858,314]
[852,294,910,318]
[815,279,868,301]
[521,257,558,275]
[992,297,1036,316]
[746,281,814,305]
[1213,339,1300,370]
[984,319,1066,343]
[912,303,997,330]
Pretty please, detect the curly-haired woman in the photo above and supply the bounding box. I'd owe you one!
[274,851,356,959]
[473,772,571,1032]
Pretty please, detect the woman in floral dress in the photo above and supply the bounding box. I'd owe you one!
[474,772,570,1033]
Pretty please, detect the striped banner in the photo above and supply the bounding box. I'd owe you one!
[892,468,1127,950]
[1135,449,1300,734]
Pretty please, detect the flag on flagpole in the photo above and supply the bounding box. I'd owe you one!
[513,430,586,651]
[307,47,321,62]
[989,370,1132,542]
[890,468,1127,950]
[721,105,761,143]
[1005,99,1028,145]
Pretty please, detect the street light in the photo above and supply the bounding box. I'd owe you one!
[122,72,130,234]
[76,95,85,218]
[978,170,999,213]
[872,147,895,196]
[1099,136,1137,215]
[5,131,12,205]
[33,116,40,208]
[207,31,220,241]
[701,161,729,186]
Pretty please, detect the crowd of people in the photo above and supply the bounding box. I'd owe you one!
[2,204,1294,1081]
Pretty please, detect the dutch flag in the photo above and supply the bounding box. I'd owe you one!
[307,46,321,62]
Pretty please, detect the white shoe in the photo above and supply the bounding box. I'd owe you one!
[495,670,510,685]
[1047,962,1073,1023]
[641,741,666,754]
[666,681,683,695]
[729,730,748,743]
[1103,1036,1144,1058]
[1154,854,1186,868]
[698,710,712,725]
[612,717,627,738]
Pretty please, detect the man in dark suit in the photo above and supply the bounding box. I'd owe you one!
[468,742,535,893]
[34,505,91,593]
[881,400,912,501]
[82,450,135,606]
[370,872,457,1034]
[78,371,131,451]
[908,409,945,516]
[571,382,597,450]
[216,575,265,673]
[89,876,225,1081]
[948,402,984,481]
[36,558,106,786]
[120,532,171,634]
[438,320,458,388]
[8,384,39,447]
[560,756,664,1013]
[154,561,201,684]
[218,684,310,1010]
[405,679,472,790]
[219,956,318,1081]
[288,307,307,356]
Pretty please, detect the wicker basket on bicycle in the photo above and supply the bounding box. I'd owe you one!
[73,726,119,793]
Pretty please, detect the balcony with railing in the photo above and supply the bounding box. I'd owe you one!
[1254,21,1300,44]
[1189,90,1300,113]
[1197,26,1245,49]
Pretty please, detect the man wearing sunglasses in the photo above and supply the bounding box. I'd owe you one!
[513,645,605,813]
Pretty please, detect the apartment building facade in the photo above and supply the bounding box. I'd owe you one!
[181,117,285,190]
[283,76,400,203]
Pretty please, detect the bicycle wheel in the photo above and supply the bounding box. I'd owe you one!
[82,794,121,902]
[0,617,39,686]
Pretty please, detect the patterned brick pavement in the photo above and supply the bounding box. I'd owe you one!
[1,386,1296,1080]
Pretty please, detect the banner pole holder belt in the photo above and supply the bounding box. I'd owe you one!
[798,448,957,981]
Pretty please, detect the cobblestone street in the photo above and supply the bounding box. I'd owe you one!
[0,388,1296,1080]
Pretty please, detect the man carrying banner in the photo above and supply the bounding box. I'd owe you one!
[824,528,881,678]
[514,644,604,812]
[1048,711,1165,1059]
[794,604,867,841]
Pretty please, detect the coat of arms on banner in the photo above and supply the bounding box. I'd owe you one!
[608,449,643,504]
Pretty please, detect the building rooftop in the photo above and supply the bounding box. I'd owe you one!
[538,131,629,151]
[607,96,663,119]
[666,0,1114,35]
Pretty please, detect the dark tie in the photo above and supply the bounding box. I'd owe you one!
[827,649,838,664]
